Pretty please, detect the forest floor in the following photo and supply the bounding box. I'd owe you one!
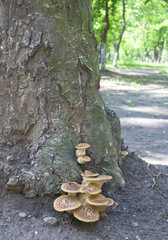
[0,67,168,240]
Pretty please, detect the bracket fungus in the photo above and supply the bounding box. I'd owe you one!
[61,182,81,196]
[121,151,128,159]
[87,194,109,206]
[73,203,99,222]
[81,170,99,178]
[53,143,116,222]
[53,195,81,212]
[87,194,114,212]
[82,175,112,188]
[75,143,90,158]
[77,156,91,164]
[80,183,102,195]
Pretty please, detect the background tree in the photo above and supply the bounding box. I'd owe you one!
[0,0,125,198]
[111,0,168,63]
[111,0,126,67]
[92,0,117,70]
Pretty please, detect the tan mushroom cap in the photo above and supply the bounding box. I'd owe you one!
[83,175,112,181]
[80,183,102,195]
[106,198,115,206]
[75,143,90,150]
[73,203,99,222]
[61,182,81,194]
[77,156,91,164]
[82,175,112,187]
[87,194,109,206]
[81,170,99,178]
[121,151,128,156]
[53,195,81,212]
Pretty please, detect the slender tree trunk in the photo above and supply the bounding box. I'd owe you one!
[100,0,110,71]
[155,29,164,63]
[113,51,119,68]
[0,0,125,198]
[157,47,163,63]
[112,0,126,68]
[101,42,106,70]
[112,41,119,68]
[154,47,158,62]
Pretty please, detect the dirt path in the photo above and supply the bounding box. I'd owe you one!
[100,68,168,167]
[109,67,167,76]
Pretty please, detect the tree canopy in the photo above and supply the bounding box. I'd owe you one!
[92,0,168,67]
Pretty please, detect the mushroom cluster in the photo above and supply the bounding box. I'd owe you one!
[75,143,91,164]
[53,143,115,223]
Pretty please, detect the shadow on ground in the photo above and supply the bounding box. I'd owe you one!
[100,69,168,166]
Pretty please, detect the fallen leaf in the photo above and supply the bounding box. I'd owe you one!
[145,151,151,154]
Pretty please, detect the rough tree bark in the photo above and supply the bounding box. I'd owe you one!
[0,0,125,198]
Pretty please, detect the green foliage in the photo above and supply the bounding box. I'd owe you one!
[93,0,168,64]
[92,0,118,44]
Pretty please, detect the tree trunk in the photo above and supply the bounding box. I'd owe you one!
[157,47,163,63]
[100,0,110,71]
[112,0,126,68]
[113,51,119,68]
[154,47,158,62]
[101,42,106,70]
[0,0,125,198]
[113,41,119,68]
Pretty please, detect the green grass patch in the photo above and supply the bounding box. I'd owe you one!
[104,61,168,69]
[102,76,145,85]
[160,70,168,75]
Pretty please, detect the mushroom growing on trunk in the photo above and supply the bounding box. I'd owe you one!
[121,151,128,159]
[53,143,116,222]
[73,203,99,222]
[77,156,91,164]
[75,143,90,157]
[82,175,112,188]
[61,182,81,197]
[53,195,81,212]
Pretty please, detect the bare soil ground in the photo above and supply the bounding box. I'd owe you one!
[100,68,168,166]
[0,67,168,240]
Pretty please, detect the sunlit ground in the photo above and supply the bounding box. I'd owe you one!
[100,70,168,166]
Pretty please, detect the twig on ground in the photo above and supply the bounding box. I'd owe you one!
[152,172,162,189]
[147,163,151,171]
[154,172,162,179]
[112,202,118,210]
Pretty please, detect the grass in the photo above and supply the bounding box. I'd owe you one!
[102,76,145,85]
[105,61,168,70]
[160,70,168,75]
[100,60,168,87]
[101,76,168,88]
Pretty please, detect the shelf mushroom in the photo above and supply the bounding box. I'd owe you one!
[106,198,115,206]
[61,182,81,196]
[77,156,91,164]
[80,183,102,195]
[75,143,90,157]
[73,203,99,222]
[81,170,99,178]
[87,194,114,212]
[121,151,128,159]
[53,195,81,212]
[82,175,112,188]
